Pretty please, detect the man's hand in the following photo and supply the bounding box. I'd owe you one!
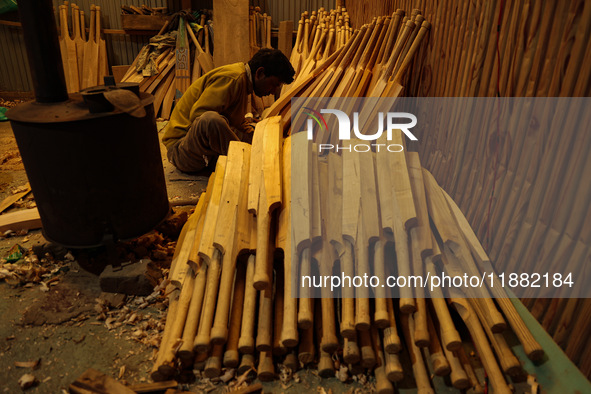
[242,113,261,134]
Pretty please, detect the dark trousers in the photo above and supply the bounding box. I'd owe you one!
[167,111,252,172]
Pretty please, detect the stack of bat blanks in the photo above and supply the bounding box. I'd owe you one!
[146,4,549,391]
[151,123,544,392]
[58,2,108,93]
[121,14,214,120]
[269,9,430,138]
[280,4,351,95]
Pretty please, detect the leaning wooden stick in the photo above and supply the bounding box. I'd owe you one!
[359,328,377,368]
[186,22,214,73]
[278,136,298,348]
[382,20,431,98]
[59,5,80,92]
[449,295,512,394]
[298,314,315,365]
[401,313,435,394]
[343,335,361,365]
[273,261,287,356]
[291,132,314,329]
[95,6,108,84]
[317,158,339,353]
[471,297,522,375]
[316,304,336,378]
[222,261,246,368]
[256,276,274,352]
[150,288,179,381]
[372,327,394,394]
[443,343,471,390]
[342,141,380,331]
[156,267,196,378]
[407,152,433,347]
[204,343,224,378]
[422,168,506,333]
[439,185,544,360]
[252,117,283,291]
[238,254,257,354]
[193,157,228,351]
[177,264,208,367]
[210,142,252,345]
[71,5,84,86]
[426,313,450,376]
[383,297,402,353]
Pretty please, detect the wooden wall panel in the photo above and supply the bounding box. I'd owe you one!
[347,0,591,377]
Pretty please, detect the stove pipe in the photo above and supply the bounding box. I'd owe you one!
[17,0,68,103]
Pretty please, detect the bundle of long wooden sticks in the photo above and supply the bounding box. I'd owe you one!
[58,2,108,93]
[281,5,351,96]
[120,12,214,120]
[270,7,432,139]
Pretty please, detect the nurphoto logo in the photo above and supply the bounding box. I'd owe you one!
[299,107,418,153]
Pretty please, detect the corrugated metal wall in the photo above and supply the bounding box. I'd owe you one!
[0,23,32,92]
[0,0,166,93]
[0,0,335,93]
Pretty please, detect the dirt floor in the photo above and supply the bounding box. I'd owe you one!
[0,114,374,393]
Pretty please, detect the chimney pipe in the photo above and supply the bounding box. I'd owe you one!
[17,0,68,103]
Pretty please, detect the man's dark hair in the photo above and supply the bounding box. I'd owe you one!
[248,48,295,84]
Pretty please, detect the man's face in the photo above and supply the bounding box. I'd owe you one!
[253,67,282,97]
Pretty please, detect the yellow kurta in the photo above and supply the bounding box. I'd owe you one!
[162,62,253,150]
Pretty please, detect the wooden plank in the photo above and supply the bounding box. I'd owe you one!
[198,157,227,264]
[121,14,171,31]
[291,131,312,253]
[439,181,544,360]
[0,208,41,233]
[186,175,217,272]
[96,6,108,85]
[69,368,135,394]
[128,380,178,393]
[214,0,250,67]
[213,142,251,254]
[160,78,177,120]
[210,142,251,344]
[388,131,417,230]
[247,118,269,213]
[145,55,175,94]
[168,206,200,288]
[266,44,346,118]
[111,65,130,83]
[406,152,432,258]
[71,5,85,88]
[186,23,214,74]
[278,20,294,59]
[341,141,361,244]
[0,183,30,214]
[262,117,283,211]
[59,5,79,93]
[422,169,507,333]
[81,5,98,89]
[253,117,283,290]
[176,17,191,95]
[153,69,176,116]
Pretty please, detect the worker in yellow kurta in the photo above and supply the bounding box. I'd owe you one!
[162,48,295,173]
